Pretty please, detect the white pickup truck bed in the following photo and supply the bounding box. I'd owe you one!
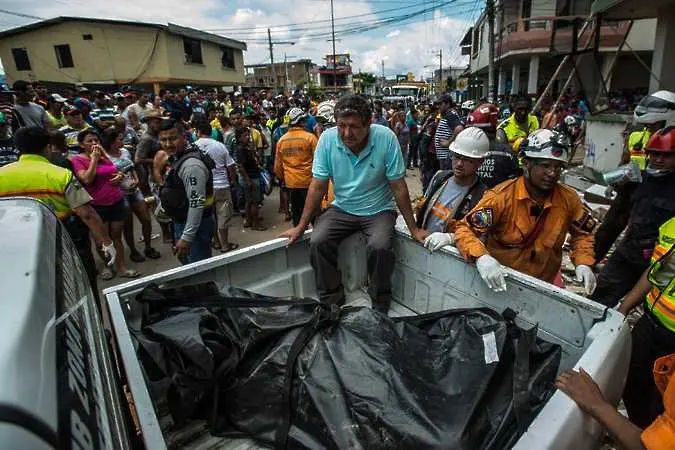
[104,229,631,450]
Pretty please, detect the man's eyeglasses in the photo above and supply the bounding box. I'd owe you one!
[533,160,565,174]
[451,153,480,163]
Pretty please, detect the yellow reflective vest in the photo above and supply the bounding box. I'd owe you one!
[498,114,540,145]
[646,217,675,332]
[0,154,75,219]
[627,129,651,170]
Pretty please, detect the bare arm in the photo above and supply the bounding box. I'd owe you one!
[390,177,428,243]
[556,369,645,450]
[77,155,99,185]
[72,204,113,246]
[278,177,328,245]
[618,269,653,315]
[298,178,329,230]
[152,151,168,186]
[227,164,237,188]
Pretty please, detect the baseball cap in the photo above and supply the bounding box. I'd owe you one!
[64,105,82,116]
[48,93,67,103]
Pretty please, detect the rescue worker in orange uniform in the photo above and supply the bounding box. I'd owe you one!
[454,129,597,293]
[274,107,318,226]
[556,353,675,450]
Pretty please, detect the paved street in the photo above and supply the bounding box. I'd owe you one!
[99,168,424,291]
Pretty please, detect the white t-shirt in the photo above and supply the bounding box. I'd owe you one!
[195,137,235,189]
[123,102,154,121]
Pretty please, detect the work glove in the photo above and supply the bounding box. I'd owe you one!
[424,232,455,252]
[575,264,597,295]
[102,242,117,267]
[476,255,508,292]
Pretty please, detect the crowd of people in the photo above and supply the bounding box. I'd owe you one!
[1,77,675,447]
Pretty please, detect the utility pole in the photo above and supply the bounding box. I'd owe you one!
[487,0,495,103]
[381,60,385,91]
[330,0,337,90]
[439,48,443,93]
[268,28,277,94]
[267,29,295,94]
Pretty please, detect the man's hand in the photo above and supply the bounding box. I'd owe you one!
[278,226,306,247]
[618,301,631,316]
[575,265,597,295]
[424,232,455,252]
[173,239,191,260]
[556,368,607,415]
[101,241,117,267]
[410,227,429,244]
[476,254,508,292]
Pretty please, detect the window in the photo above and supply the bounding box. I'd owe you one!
[11,48,31,71]
[183,37,203,64]
[82,34,93,40]
[54,44,74,68]
[221,47,235,69]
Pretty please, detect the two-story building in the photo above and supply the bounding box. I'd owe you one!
[461,0,656,101]
[244,59,315,92]
[0,17,247,92]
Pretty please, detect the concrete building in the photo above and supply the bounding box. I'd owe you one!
[244,59,314,92]
[311,54,353,93]
[0,17,247,91]
[592,0,675,93]
[460,0,656,102]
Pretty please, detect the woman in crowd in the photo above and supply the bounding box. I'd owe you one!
[100,127,161,263]
[71,128,140,280]
[393,111,411,167]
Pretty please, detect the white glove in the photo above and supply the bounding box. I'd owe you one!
[102,242,117,267]
[575,264,597,295]
[476,255,508,292]
[424,232,455,252]
[395,214,409,233]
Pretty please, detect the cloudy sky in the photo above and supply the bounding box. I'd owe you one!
[0,0,481,79]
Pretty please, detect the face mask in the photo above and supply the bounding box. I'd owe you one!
[646,167,673,177]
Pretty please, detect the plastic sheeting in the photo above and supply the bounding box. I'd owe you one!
[133,282,561,450]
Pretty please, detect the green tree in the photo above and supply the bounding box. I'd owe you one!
[359,72,377,85]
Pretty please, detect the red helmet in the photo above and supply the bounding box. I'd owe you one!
[468,103,500,132]
[645,127,675,153]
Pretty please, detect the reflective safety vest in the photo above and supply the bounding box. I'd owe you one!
[0,154,74,219]
[646,217,675,332]
[498,114,540,145]
[628,129,651,170]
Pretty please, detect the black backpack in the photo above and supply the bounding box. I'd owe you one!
[160,146,215,223]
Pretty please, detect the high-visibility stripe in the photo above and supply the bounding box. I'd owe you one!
[0,189,65,198]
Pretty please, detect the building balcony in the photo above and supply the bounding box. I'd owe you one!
[494,16,630,57]
[495,16,628,57]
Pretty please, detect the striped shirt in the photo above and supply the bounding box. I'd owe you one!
[434,110,463,160]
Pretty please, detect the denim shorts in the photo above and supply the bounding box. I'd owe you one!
[93,199,128,223]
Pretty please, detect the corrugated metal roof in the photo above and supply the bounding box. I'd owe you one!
[0,16,247,51]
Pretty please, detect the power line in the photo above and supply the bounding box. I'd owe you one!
[0,9,44,21]
[223,1,476,41]
[203,0,462,32]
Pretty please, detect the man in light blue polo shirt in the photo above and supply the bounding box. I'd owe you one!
[280,94,427,313]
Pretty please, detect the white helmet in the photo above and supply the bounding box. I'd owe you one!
[449,127,490,159]
[316,101,335,124]
[634,90,675,124]
[287,107,306,125]
[563,115,578,127]
[520,129,570,163]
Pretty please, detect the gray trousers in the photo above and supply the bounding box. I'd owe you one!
[310,206,396,311]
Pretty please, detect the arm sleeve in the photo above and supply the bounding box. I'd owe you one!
[64,174,93,209]
[454,190,503,261]
[178,159,209,244]
[224,148,235,167]
[569,197,597,267]
[385,131,406,181]
[312,134,331,180]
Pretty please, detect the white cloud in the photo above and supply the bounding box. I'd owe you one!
[0,0,475,79]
